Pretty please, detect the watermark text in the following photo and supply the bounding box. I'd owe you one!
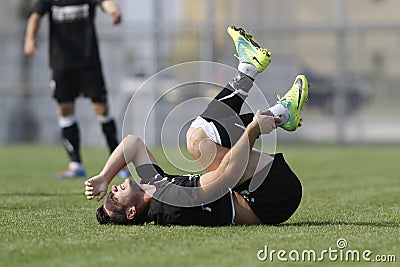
[257,238,396,263]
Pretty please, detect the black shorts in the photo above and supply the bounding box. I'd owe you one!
[51,66,107,103]
[234,153,302,225]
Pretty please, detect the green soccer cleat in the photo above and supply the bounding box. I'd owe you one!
[227,26,271,73]
[278,75,309,131]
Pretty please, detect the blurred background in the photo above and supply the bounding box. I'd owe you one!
[1,0,399,147]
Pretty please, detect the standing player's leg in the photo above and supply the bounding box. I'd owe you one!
[83,66,131,179]
[56,101,86,179]
[92,102,118,154]
[52,69,87,179]
[91,102,130,178]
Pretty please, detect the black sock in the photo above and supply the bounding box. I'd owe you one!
[201,72,254,120]
[61,123,81,163]
[101,119,119,154]
[199,72,256,148]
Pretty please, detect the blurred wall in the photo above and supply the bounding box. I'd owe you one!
[1,0,399,146]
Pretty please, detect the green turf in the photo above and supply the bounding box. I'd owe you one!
[1,144,399,267]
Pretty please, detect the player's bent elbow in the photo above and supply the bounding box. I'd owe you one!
[125,134,138,140]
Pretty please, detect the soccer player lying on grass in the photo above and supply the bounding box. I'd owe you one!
[84,26,309,226]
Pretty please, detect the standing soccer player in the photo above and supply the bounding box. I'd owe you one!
[24,0,130,179]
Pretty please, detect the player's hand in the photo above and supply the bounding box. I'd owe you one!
[84,175,108,202]
[111,10,121,25]
[251,110,281,135]
[24,38,37,58]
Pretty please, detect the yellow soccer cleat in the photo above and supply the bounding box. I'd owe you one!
[227,26,271,73]
[278,75,309,131]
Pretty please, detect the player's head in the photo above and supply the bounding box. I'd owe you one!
[96,178,148,225]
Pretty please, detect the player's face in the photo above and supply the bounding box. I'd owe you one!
[104,178,137,212]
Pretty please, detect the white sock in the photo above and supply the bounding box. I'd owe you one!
[268,103,289,125]
[58,115,77,128]
[68,161,83,170]
[97,114,113,124]
[238,62,258,79]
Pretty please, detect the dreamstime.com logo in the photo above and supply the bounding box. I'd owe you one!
[257,238,397,263]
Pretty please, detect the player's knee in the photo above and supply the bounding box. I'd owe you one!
[58,103,74,116]
[125,134,142,144]
[186,128,206,159]
[92,103,108,116]
[186,138,199,159]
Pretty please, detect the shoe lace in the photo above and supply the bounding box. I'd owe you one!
[258,48,271,57]
[277,94,292,108]
[236,27,261,48]
[233,49,270,60]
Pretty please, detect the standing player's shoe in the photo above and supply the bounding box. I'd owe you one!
[117,167,131,179]
[278,75,309,131]
[56,162,86,179]
[227,26,272,73]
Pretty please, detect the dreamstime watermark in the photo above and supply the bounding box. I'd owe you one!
[257,238,397,263]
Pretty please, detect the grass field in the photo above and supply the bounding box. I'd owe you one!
[1,143,399,267]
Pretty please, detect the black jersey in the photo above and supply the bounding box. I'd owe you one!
[136,164,235,226]
[31,0,103,70]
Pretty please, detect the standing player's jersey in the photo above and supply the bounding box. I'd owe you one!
[137,164,235,226]
[31,0,103,70]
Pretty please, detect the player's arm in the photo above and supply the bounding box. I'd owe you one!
[198,111,278,199]
[101,0,121,25]
[84,135,157,201]
[24,12,42,58]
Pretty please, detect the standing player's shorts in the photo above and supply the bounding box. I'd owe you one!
[51,66,107,103]
[234,153,302,225]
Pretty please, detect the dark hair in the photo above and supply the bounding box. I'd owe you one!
[96,205,148,225]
